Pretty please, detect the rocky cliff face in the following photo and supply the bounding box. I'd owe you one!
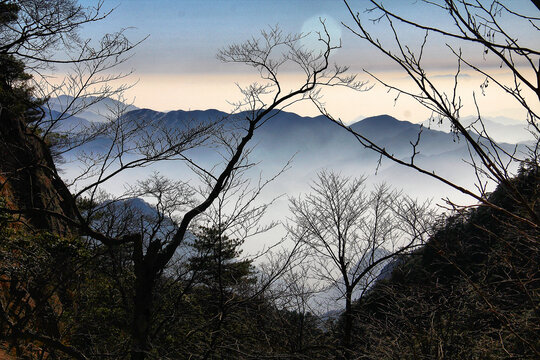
[0,110,79,358]
[0,109,77,235]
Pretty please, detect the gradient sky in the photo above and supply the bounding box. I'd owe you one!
[74,0,539,123]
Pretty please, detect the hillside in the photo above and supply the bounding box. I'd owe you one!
[348,164,540,359]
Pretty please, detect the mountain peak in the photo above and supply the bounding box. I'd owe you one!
[349,114,420,140]
[355,114,415,127]
[361,114,399,122]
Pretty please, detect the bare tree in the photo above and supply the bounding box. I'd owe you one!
[115,25,366,360]
[288,171,433,359]
[313,0,539,227]
[0,0,140,236]
[1,7,363,357]
[308,2,540,357]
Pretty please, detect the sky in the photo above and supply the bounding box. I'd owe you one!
[73,0,539,124]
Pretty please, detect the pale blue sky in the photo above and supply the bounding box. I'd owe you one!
[73,0,539,121]
[80,0,538,74]
[80,0,360,73]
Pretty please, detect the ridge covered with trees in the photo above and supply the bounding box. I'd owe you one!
[350,163,539,358]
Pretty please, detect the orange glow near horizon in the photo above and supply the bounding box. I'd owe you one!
[47,66,536,125]
[120,68,534,124]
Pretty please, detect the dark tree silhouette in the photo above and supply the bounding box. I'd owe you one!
[288,171,433,359]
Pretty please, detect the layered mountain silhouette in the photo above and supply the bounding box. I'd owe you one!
[423,115,534,144]
[47,95,139,123]
[52,97,530,204]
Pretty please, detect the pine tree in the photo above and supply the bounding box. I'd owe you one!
[189,226,255,290]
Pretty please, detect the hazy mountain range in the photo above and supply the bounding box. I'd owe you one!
[422,115,534,144]
[49,96,533,313]
[47,95,139,123]
[53,96,532,208]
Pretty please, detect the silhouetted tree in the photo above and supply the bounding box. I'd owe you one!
[315,2,540,356]
[315,0,539,226]
[1,5,361,358]
[288,171,433,359]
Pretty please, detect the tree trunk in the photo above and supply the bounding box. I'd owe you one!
[131,262,156,360]
[342,288,353,360]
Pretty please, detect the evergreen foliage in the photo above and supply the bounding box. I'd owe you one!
[0,3,43,124]
[189,226,255,290]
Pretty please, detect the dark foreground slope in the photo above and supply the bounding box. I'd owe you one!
[348,164,540,359]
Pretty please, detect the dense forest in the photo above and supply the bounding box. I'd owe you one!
[0,0,538,359]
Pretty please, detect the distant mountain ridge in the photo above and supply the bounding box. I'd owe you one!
[121,108,459,158]
[52,97,530,204]
[48,95,139,123]
[49,96,527,165]
[422,114,533,144]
